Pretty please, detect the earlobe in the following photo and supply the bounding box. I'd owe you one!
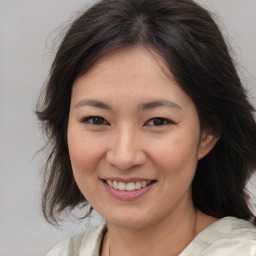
[198,130,219,160]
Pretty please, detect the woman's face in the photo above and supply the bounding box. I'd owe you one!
[68,46,215,229]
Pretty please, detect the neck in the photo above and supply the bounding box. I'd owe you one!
[103,207,215,256]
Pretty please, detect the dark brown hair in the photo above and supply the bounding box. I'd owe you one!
[37,0,256,224]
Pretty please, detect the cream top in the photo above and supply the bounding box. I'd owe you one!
[46,217,256,256]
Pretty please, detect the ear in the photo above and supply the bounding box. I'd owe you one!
[198,129,219,160]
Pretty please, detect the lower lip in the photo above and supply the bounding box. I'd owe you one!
[102,181,155,201]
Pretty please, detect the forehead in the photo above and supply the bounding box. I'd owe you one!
[73,45,177,93]
[71,45,195,111]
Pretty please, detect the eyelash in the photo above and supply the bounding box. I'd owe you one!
[146,117,174,126]
[80,116,174,126]
[80,116,109,125]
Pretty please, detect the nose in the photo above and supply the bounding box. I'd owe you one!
[106,126,147,170]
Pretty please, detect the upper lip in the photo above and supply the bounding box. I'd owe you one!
[101,177,155,183]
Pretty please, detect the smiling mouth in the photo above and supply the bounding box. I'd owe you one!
[104,180,156,191]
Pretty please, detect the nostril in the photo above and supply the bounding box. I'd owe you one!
[106,148,146,170]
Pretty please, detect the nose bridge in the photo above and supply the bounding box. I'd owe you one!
[106,123,146,170]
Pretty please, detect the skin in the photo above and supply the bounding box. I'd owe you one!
[68,45,219,256]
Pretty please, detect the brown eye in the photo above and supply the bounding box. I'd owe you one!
[146,117,173,126]
[81,116,109,125]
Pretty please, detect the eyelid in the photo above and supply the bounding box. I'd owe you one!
[79,116,175,126]
[80,116,110,125]
[145,117,175,126]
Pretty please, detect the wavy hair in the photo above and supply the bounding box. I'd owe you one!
[36,0,256,224]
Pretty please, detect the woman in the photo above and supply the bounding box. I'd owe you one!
[37,0,256,255]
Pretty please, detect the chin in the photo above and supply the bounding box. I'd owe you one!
[102,209,158,230]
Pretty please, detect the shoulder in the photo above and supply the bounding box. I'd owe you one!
[181,217,256,256]
[45,223,107,256]
[202,217,256,243]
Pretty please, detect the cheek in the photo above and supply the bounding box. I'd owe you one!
[67,131,105,200]
[68,129,102,178]
[68,132,86,169]
[150,135,199,175]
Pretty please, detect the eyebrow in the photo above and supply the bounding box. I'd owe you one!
[74,99,112,110]
[74,99,182,111]
[139,100,182,110]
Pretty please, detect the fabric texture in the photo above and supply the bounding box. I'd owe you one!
[45,217,256,256]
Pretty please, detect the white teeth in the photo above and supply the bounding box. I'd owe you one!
[106,180,152,191]
[118,182,126,191]
[113,181,118,189]
[135,181,142,189]
[141,181,147,188]
[127,182,135,191]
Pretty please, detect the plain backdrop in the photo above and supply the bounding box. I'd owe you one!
[0,1,256,256]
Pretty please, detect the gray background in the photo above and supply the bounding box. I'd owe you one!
[1,0,256,256]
